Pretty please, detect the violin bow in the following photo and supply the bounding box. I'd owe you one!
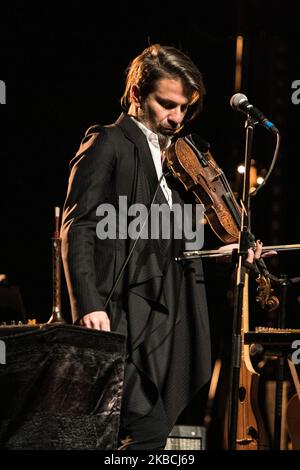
[177,244,300,260]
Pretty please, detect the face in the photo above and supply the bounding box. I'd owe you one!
[134,78,192,137]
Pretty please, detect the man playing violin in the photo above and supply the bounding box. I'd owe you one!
[60,44,271,450]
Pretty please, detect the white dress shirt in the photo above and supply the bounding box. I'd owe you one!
[131,117,173,207]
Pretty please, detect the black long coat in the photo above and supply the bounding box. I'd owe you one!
[61,113,211,429]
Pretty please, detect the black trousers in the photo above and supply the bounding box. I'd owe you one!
[118,362,170,450]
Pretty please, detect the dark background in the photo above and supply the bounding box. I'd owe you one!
[0,0,300,445]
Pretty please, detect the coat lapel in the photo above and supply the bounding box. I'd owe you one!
[115,113,160,201]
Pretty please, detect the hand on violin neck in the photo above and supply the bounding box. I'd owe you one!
[244,240,277,277]
[249,240,277,261]
[247,240,262,263]
[214,241,277,265]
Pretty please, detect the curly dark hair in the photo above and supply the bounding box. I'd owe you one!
[121,44,206,124]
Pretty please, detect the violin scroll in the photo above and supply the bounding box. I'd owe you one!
[255,275,279,311]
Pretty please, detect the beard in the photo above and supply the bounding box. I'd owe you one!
[136,102,185,150]
[138,107,183,138]
[156,122,183,136]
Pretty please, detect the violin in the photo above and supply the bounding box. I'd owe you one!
[165,133,279,310]
[165,134,241,244]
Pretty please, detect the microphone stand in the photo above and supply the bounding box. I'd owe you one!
[228,115,256,449]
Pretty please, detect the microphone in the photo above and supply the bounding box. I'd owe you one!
[230,93,279,134]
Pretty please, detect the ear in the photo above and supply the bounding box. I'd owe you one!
[130,85,141,107]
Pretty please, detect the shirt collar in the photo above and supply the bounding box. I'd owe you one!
[129,116,171,148]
